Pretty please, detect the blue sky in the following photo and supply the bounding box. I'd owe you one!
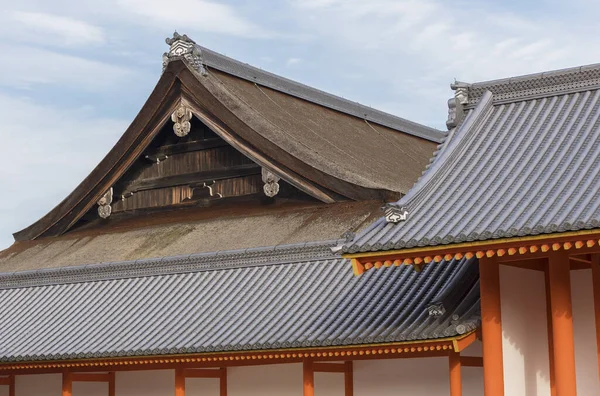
[1,0,599,250]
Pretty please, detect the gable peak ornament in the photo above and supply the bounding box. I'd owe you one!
[446,81,470,130]
[163,32,206,75]
[383,203,408,224]
[171,105,193,137]
[97,188,114,219]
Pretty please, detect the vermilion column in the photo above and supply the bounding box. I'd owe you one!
[449,352,462,396]
[592,255,600,380]
[548,252,577,396]
[303,361,314,396]
[175,367,185,396]
[479,257,505,396]
[62,372,72,396]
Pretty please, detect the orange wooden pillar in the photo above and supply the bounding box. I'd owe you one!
[175,367,185,396]
[344,361,354,396]
[449,352,462,396]
[548,252,577,396]
[479,257,505,396]
[62,372,72,396]
[220,368,228,396]
[592,255,600,380]
[303,361,314,396]
[545,269,557,396]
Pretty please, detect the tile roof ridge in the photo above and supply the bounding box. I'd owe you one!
[0,240,343,290]
[463,62,600,106]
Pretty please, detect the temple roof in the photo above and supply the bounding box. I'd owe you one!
[1,201,381,273]
[0,242,479,362]
[342,63,600,253]
[12,33,441,242]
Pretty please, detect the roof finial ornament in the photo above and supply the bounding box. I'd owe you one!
[382,203,408,224]
[97,188,113,219]
[163,31,207,75]
[446,81,470,130]
[261,168,281,198]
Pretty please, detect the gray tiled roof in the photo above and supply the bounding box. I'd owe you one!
[343,66,600,253]
[0,242,479,362]
[198,45,445,143]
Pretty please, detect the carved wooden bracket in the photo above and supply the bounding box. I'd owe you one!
[97,188,113,219]
[171,105,192,137]
[261,168,280,198]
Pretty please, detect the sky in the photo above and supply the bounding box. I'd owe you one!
[1,0,600,250]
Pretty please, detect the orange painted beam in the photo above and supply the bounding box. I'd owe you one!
[545,269,557,396]
[183,368,222,378]
[453,331,477,352]
[344,361,353,396]
[70,372,111,382]
[175,367,185,396]
[62,372,72,396]
[303,361,314,396]
[449,352,462,396]
[592,255,600,380]
[313,363,346,373]
[220,367,227,396]
[460,356,483,367]
[479,257,505,396]
[548,252,577,395]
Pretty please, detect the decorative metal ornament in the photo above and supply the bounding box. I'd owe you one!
[427,302,446,317]
[171,106,193,137]
[97,188,113,219]
[163,32,207,75]
[261,168,280,198]
[383,203,409,224]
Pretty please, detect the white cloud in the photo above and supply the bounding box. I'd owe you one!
[115,0,271,38]
[9,11,105,46]
[286,57,302,66]
[291,0,600,126]
[0,94,127,250]
[0,45,135,91]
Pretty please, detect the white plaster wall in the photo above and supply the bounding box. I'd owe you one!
[571,269,600,396]
[228,363,302,396]
[354,357,450,395]
[500,266,550,396]
[15,373,61,396]
[315,370,344,396]
[186,377,220,396]
[72,381,107,396]
[116,369,174,396]
[0,385,9,396]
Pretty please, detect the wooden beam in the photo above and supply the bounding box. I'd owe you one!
[121,164,261,194]
[344,361,353,396]
[175,367,185,396]
[501,258,546,271]
[449,352,462,396]
[548,252,577,395]
[62,372,72,396]
[460,356,483,367]
[219,367,227,396]
[313,362,346,373]
[545,268,556,396]
[0,376,10,386]
[479,257,505,396]
[303,361,314,396]
[146,137,228,158]
[70,372,112,382]
[183,368,222,378]
[592,254,600,380]
[453,331,477,352]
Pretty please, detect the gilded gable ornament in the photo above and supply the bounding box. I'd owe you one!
[261,168,280,198]
[97,188,113,219]
[171,105,192,137]
[163,32,207,75]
